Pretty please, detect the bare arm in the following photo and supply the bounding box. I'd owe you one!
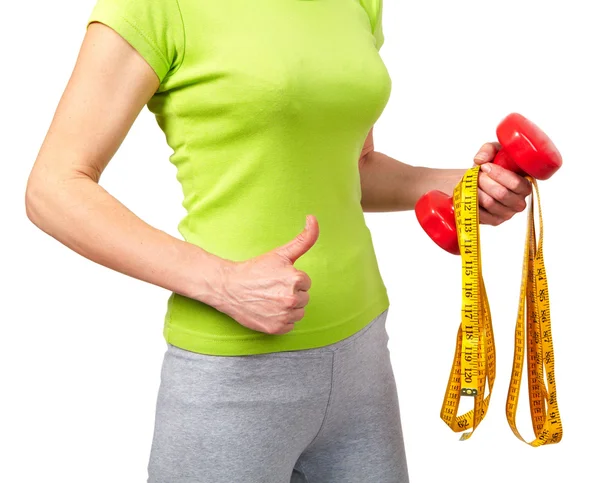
[358,130,531,225]
[25,22,229,309]
[359,148,464,212]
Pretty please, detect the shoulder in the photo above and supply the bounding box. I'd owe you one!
[357,0,384,50]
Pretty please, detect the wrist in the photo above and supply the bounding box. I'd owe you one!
[420,167,466,197]
[443,168,468,194]
[178,243,235,310]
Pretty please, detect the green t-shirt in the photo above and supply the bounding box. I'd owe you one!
[86,0,392,355]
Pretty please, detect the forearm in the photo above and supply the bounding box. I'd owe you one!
[25,173,229,309]
[359,150,467,212]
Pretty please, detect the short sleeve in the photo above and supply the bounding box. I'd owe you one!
[373,0,384,51]
[86,0,185,84]
[359,0,385,51]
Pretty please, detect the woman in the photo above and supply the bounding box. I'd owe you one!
[25,0,531,481]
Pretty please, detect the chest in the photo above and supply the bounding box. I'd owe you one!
[167,0,391,127]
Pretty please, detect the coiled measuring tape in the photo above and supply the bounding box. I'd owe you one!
[440,166,563,445]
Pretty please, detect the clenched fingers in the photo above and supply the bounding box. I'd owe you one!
[477,163,531,225]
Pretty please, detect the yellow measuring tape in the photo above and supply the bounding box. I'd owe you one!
[440,165,563,445]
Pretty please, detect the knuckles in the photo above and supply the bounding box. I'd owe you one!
[283,294,299,309]
[293,273,306,287]
[480,195,495,210]
[493,185,509,202]
[264,324,282,335]
[295,271,312,290]
[507,179,523,192]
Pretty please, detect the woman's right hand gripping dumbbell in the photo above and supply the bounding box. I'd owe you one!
[215,215,319,335]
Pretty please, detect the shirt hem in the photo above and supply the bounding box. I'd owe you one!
[163,293,391,356]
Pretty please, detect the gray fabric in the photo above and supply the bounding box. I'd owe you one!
[147,308,409,482]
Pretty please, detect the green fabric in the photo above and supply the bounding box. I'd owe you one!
[86,0,392,355]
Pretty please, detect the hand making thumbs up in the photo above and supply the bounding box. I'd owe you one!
[216,215,319,335]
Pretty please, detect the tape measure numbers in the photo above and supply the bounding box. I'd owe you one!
[439,166,563,445]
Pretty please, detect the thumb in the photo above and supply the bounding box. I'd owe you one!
[473,141,502,166]
[274,215,320,264]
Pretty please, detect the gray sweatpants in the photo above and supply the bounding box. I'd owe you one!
[147,308,410,482]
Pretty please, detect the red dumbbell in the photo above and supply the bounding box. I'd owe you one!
[415,113,562,255]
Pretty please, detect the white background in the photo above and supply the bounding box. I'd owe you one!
[2,0,598,481]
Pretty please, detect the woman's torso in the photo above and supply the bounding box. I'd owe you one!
[144,0,392,355]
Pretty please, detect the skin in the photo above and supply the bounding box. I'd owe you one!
[358,130,531,224]
[25,22,531,336]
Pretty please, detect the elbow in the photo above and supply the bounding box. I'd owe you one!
[25,173,49,229]
[25,169,64,231]
[26,166,94,233]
